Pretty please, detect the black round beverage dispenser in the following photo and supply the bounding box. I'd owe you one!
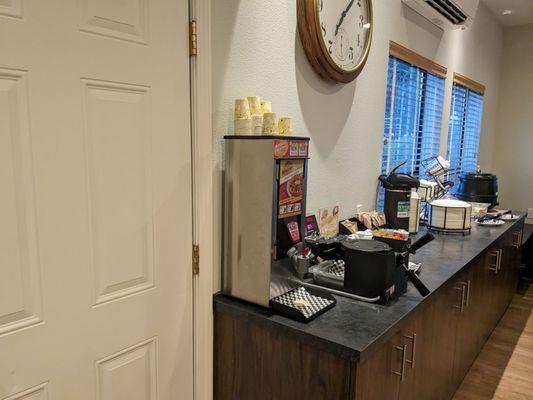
[455,172,499,206]
[342,239,395,298]
[379,161,420,230]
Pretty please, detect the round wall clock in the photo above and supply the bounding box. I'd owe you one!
[297,0,373,83]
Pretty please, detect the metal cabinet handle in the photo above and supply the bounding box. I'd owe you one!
[454,284,466,313]
[393,344,408,382]
[494,249,503,273]
[465,280,471,308]
[513,231,522,249]
[489,250,500,273]
[404,333,417,369]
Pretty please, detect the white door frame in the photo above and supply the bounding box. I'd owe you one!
[189,0,214,399]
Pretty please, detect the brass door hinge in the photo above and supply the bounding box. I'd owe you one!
[189,20,198,56]
[192,244,200,275]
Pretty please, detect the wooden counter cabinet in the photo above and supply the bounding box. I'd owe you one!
[214,220,525,400]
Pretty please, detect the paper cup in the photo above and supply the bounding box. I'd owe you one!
[247,96,262,116]
[234,99,250,119]
[251,114,263,135]
[278,117,293,135]
[262,112,278,135]
[234,118,252,135]
[260,100,272,114]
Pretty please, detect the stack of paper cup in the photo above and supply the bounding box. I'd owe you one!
[234,98,252,135]
[234,118,252,135]
[278,117,293,135]
[234,99,251,119]
[260,100,272,114]
[247,96,262,116]
[251,115,263,134]
[262,112,278,135]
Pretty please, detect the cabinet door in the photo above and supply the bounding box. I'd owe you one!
[510,225,524,289]
[499,233,513,310]
[452,267,479,385]
[469,253,495,351]
[398,282,458,400]
[428,282,462,400]
[397,316,421,400]
[502,226,523,303]
[215,312,352,400]
[474,249,499,343]
[483,245,505,329]
[492,235,513,322]
[354,331,403,400]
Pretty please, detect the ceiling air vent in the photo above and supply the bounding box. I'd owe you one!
[402,0,479,30]
[426,0,468,25]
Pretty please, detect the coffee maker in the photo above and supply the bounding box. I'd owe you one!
[223,135,335,322]
[379,161,420,230]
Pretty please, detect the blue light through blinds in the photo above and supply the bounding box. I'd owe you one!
[447,83,484,179]
[379,56,445,208]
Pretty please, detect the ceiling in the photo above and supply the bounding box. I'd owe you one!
[482,0,533,27]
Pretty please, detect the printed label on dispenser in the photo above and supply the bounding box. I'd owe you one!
[286,220,300,243]
[273,140,290,158]
[278,159,304,219]
[273,139,308,159]
[298,142,308,156]
[397,201,410,218]
[289,142,299,157]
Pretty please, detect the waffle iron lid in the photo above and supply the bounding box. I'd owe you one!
[341,239,392,254]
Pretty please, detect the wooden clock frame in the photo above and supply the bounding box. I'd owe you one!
[297,0,373,84]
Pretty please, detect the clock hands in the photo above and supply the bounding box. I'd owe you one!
[335,0,355,36]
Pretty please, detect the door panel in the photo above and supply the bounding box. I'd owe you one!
[0,68,43,336]
[82,79,155,305]
[0,1,193,398]
[79,0,149,44]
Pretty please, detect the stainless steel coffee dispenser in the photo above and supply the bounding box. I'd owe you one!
[223,135,311,307]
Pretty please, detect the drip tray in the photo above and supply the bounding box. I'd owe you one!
[309,260,346,291]
[270,286,336,323]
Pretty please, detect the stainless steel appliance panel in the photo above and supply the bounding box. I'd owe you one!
[223,139,275,306]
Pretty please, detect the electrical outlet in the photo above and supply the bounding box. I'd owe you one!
[528,208,533,219]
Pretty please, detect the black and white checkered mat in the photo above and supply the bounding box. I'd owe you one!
[270,286,335,320]
[328,260,345,278]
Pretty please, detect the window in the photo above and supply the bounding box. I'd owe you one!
[446,74,485,179]
[381,56,445,176]
[379,42,446,208]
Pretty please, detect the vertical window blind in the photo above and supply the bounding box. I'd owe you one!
[446,82,484,179]
[379,55,446,208]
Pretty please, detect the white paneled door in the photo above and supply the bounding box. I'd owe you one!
[0,1,193,398]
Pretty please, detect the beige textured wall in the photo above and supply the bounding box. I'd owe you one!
[493,24,533,220]
[211,0,505,286]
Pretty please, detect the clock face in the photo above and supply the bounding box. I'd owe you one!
[316,0,372,72]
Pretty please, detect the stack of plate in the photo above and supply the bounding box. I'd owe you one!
[417,180,438,202]
[409,191,421,233]
[428,199,472,233]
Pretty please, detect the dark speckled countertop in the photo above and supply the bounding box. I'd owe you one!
[214,216,526,363]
